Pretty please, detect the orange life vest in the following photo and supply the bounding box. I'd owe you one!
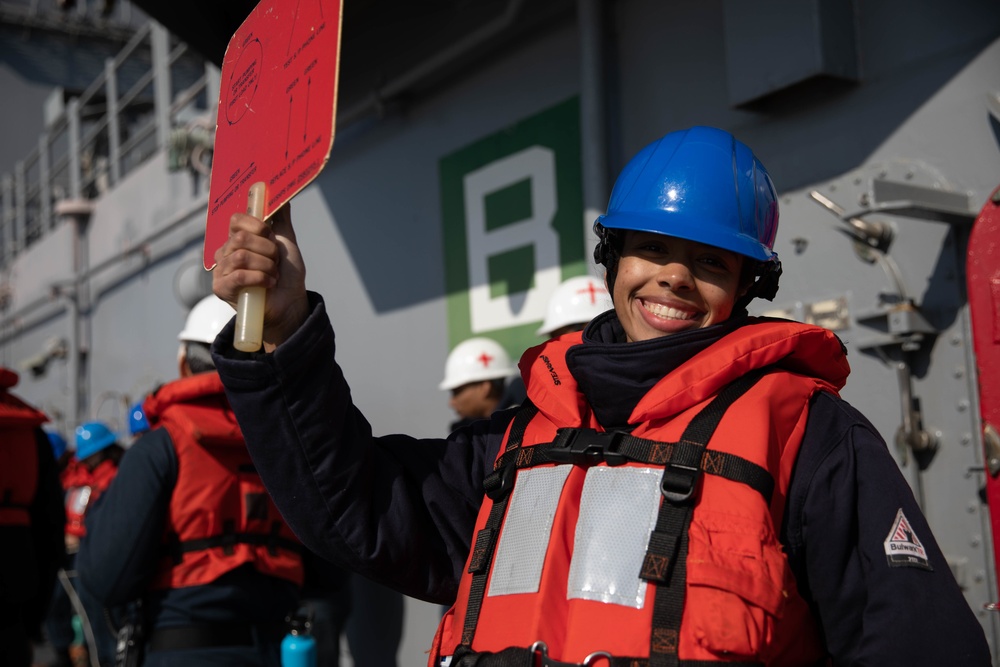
[0,368,47,528]
[145,371,304,590]
[431,319,850,666]
[64,458,119,538]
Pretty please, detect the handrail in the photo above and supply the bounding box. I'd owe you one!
[0,20,213,267]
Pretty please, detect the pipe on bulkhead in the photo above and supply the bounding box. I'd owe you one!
[578,0,610,255]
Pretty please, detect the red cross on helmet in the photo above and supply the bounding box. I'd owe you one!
[439,337,516,391]
[536,276,613,336]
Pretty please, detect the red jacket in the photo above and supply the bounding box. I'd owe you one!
[144,372,304,590]
[0,369,47,528]
[432,319,850,665]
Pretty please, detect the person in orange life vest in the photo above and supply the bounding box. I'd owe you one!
[441,337,520,433]
[64,421,124,552]
[41,428,79,667]
[45,420,124,667]
[45,425,121,667]
[76,295,304,667]
[208,127,989,666]
[0,368,65,667]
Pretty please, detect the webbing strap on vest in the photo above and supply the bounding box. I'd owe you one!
[642,368,769,667]
[164,520,302,564]
[486,431,773,505]
[462,400,538,648]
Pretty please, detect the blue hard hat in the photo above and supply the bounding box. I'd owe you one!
[46,430,67,460]
[128,401,150,435]
[596,126,779,263]
[75,421,118,460]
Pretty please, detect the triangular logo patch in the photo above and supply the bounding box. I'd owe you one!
[883,508,932,570]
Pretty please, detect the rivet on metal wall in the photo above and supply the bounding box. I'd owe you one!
[958,400,970,413]
[954,366,965,379]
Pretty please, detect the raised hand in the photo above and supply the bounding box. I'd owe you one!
[212,203,309,351]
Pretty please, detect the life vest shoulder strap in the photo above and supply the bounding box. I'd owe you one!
[641,369,769,667]
[462,400,538,647]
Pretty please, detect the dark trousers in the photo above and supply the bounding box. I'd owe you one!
[302,572,404,667]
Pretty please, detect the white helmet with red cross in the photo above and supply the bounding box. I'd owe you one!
[536,275,613,336]
[439,337,516,391]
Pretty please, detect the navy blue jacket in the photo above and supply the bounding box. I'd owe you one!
[213,293,991,666]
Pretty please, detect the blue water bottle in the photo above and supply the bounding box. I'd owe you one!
[281,613,316,667]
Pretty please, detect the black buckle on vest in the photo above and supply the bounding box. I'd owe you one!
[547,428,626,467]
[660,462,699,504]
[483,463,517,502]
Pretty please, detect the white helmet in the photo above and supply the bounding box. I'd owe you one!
[178,295,236,344]
[536,276,613,336]
[439,337,516,391]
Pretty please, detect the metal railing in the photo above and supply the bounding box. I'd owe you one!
[0,20,218,268]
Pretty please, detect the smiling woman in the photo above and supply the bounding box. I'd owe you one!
[210,125,991,666]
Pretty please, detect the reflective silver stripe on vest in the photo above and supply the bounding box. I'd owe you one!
[488,465,573,597]
[568,466,663,608]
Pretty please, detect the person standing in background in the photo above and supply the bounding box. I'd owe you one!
[48,421,125,667]
[0,367,65,667]
[77,295,304,667]
[440,337,519,433]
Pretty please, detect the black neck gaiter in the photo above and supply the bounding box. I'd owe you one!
[565,310,745,429]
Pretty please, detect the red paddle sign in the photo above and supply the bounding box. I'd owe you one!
[203,0,341,270]
[969,186,1000,597]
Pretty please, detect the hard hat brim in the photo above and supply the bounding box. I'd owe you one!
[596,211,777,263]
[439,369,517,391]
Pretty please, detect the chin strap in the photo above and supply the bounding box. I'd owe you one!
[593,224,621,297]
[755,259,781,301]
[736,259,781,312]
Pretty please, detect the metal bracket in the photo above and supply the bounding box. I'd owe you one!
[984,423,1000,478]
[865,178,977,226]
[853,301,939,352]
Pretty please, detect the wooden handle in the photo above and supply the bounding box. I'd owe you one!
[233,182,268,352]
